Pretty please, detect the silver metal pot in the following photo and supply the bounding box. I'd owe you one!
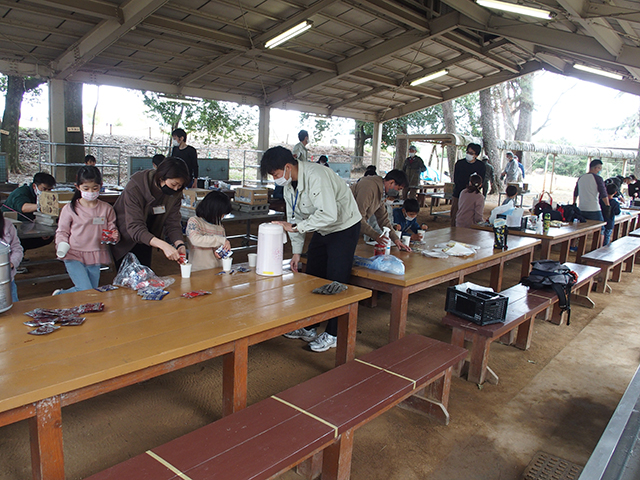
[0,241,13,313]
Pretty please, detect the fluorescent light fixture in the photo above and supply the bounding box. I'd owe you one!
[265,21,312,49]
[158,94,199,103]
[476,0,553,19]
[573,64,623,81]
[410,69,449,87]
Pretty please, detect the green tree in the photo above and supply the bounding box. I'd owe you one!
[141,92,256,148]
[0,75,46,172]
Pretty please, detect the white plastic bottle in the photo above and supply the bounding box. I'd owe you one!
[381,227,391,255]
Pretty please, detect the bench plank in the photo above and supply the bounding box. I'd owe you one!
[581,236,640,292]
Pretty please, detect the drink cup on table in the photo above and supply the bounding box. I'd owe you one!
[222,257,233,272]
[247,253,257,268]
[180,262,192,278]
[402,235,411,246]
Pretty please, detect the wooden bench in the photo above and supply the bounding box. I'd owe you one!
[581,236,640,293]
[629,227,640,238]
[441,263,600,385]
[86,335,466,480]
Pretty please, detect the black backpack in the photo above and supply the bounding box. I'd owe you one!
[521,260,578,324]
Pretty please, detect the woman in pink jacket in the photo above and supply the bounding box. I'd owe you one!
[0,213,24,302]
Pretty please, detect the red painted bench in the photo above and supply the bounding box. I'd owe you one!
[581,236,640,293]
[85,335,466,480]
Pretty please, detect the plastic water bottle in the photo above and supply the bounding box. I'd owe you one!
[573,218,579,225]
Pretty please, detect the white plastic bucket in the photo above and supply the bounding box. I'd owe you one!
[0,242,13,313]
[256,223,287,276]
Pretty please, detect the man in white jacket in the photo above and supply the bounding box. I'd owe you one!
[260,146,362,352]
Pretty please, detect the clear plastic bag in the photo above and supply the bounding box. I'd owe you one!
[113,253,175,290]
[353,255,405,275]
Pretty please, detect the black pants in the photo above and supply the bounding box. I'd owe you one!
[306,222,361,336]
[21,236,54,252]
[114,243,153,270]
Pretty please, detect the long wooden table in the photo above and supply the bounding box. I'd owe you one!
[612,210,640,242]
[0,268,371,480]
[349,227,540,343]
[473,219,605,263]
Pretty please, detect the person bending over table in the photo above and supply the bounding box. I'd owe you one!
[261,146,362,353]
[392,198,428,241]
[1,172,56,251]
[111,157,190,268]
[351,169,412,252]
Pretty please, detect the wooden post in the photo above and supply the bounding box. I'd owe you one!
[550,154,556,194]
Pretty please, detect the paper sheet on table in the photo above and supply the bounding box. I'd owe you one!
[443,242,476,256]
[454,282,494,293]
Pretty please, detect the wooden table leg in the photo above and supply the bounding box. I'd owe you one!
[558,240,570,263]
[576,234,587,263]
[595,267,609,293]
[335,303,358,366]
[29,397,64,480]
[540,239,552,260]
[591,229,602,251]
[490,261,504,292]
[322,428,354,480]
[613,223,621,241]
[389,287,410,343]
[520,248,533,278]
[624,256,635,273]
[222,338,248,416]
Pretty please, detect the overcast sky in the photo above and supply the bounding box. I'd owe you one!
[3,70,639,149]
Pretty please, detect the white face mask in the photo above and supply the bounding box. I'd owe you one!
[34,187,42,197]
[172,139,179,147]
[81,191,100,201]
[409,152,415,157]
[274,167,292,187]
[465,153,475,162]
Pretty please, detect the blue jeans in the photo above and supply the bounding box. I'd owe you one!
[59,261,101,294]
[10,280,18,303]
[604,228,613,246]
[581,211,604,222]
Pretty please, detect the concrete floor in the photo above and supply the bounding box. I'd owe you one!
[1,207,639,480]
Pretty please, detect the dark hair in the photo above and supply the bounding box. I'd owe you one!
[317,155,328,165]
[298,130,308,142]
[153,156,191,188]
[631,174,637,181]
[505,185,518,197]
[85,154,96,164]
[590,158,603,169]
[260,146,297,178]
[384,169,409,188]
[402,198,420,213]
[70,166,102,214]
[172,128,187,142]
[152,154,165,168]
[364,165,377,177]
[196,190,231,225]
[467,143,482,156]
[606,183,618,196]
[466,173,483,193]
[408,145,417,152]
[33,172,56,188]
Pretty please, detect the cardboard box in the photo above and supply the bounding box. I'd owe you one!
[507,183,522,194]
[39,191,74,217]
[182,188,211,207]
[234,187,268,205]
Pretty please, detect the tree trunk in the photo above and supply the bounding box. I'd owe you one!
[479,87,500,193]
[64,81,85,182]
[395,125,408,170]
[0,76,25,173]
[498,83,516,140]
[354,121,371,163]
[441,100,457,177]
[514,74,534,171]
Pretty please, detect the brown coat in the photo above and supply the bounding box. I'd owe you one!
[111,170,184,261]
[350,175,399,242]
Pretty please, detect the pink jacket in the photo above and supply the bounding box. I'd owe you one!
[1,221,23,280]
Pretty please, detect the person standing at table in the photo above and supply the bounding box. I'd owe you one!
[455,174,485,228]
[351,169,412,252]
[602,183,621,246]
[481,155,494,197]
[402,145,426,200]
[2,172,56,251]
[573,159,610,222]
[501,151,522,184]
[260,146,361,353]
[111,157,190,268]
[628,174,639,199]
[292,129,310,162]
[450,143,485,227]
[171,128,198,188]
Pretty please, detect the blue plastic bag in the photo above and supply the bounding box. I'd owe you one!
[353,255,405,275]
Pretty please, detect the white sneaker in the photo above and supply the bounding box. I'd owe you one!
[52,289,63,296]
[309,332,337,352]
[284,327,317,342]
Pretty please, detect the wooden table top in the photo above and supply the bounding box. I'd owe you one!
[473,219,606,241]
[614,210,640,224]
[352,227,540,288]
[0,269,371,414]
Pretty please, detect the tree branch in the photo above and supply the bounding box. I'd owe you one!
[532,83,577,137]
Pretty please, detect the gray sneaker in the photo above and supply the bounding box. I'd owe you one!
[283,327,318,342]
[309,332,337,352]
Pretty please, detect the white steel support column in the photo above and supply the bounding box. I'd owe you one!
[257,106,270,153]
[48,79,66,181]
[371,121,383,168]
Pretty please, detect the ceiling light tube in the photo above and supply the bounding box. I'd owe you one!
[476,0,553,19]
[265,21,312,49]
[573,64,623,80]
[410,69,449,87]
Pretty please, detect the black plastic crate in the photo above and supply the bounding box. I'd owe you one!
[445,287,508,325]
